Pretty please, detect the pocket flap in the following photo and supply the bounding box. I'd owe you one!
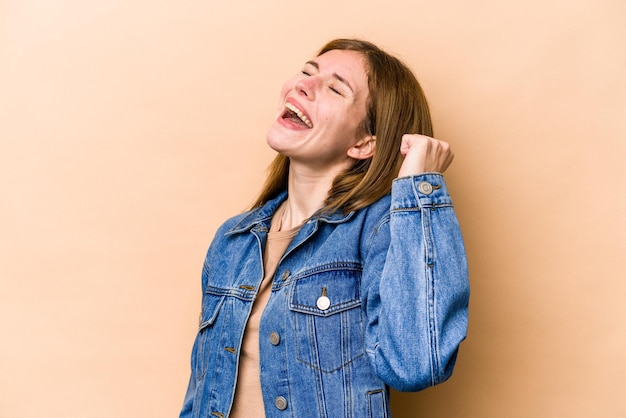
[198,293,225,330]
[289,268,361,317]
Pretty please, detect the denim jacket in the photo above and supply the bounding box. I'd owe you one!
[180,174,469,418]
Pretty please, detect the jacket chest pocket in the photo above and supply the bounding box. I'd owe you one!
[288,268,364,373]
[193,292,225,379]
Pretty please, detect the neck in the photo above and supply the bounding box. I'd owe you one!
[279,162,341,230]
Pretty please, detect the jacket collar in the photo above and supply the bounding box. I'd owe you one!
[226,191,355,235]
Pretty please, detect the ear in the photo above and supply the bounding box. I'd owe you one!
[347,135,376,160]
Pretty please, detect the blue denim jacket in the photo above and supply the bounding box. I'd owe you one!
[180,174,469,418]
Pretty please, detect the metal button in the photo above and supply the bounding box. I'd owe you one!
[269,332,280,345]
[281,270,290,281]
[418,181,433,195]
[316,295,330,311]
[275,396,288,410]
[316,287,330,310]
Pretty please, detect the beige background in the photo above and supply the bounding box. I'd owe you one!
[1,0,625,417]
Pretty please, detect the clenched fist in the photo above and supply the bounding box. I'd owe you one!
[398,134,454,177]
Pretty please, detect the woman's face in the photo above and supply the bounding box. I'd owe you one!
[266,49,371,171]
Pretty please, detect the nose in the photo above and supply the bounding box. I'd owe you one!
[295,76,317,100]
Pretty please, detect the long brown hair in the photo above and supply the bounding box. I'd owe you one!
[252,39,433,213]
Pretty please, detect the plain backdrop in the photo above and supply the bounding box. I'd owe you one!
[1,1,625,417]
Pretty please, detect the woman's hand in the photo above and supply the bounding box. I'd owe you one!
[397,134,454,177]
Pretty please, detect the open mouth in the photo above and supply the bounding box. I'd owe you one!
[282,102,313,128]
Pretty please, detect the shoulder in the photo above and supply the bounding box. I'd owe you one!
[365,193,392,218]
[344,194,392,256]
[218,210,254,232]
[211,192,287,238]
[358,193,392,231]
[211,207,263,241]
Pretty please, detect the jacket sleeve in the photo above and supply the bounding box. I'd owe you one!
[362,173,470,392]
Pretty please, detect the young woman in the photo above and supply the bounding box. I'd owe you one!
[180,38,469,418]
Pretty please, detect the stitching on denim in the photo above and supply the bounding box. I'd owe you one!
[421,206,440,385]
[206,285,256,301]
[366,389,388,418]
[290,262,363,280]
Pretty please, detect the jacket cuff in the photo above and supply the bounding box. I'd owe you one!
[391,173,454,209]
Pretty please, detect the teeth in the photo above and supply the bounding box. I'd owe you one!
[285,102,313,128]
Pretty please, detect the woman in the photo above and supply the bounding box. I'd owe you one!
[180,38,469,418]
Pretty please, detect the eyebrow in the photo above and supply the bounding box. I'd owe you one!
[305,60,354,92]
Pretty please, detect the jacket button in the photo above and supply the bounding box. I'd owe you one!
[281,270,290,281]
[269,332,280,345]
[418,181,433,195]
[316,295,330,310]
[275,396,288,410]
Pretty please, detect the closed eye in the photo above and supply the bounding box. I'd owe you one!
[329,86,342,96]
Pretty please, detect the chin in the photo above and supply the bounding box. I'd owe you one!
[266,125,300,154]
[266,130,286,154]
